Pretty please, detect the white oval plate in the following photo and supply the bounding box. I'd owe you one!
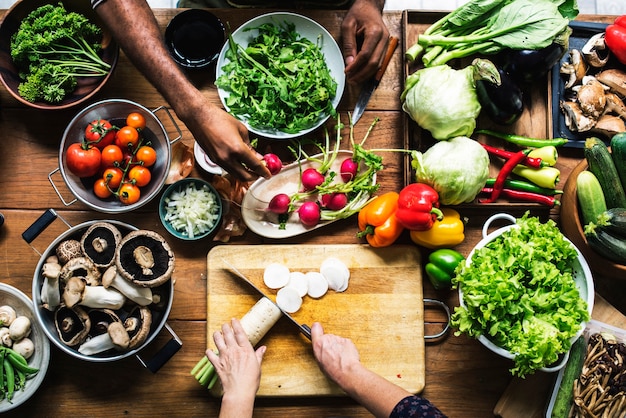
[241,150,375,239]
[215,12,345,139]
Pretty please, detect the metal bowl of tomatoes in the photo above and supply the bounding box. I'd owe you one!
[53,99,181,213]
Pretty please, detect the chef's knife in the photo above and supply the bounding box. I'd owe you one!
[220,258,312,340]
[351,36,399,125]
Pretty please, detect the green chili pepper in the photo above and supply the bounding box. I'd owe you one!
[476,129,569,148]
[425,249,465,290]
[484,178,562,195]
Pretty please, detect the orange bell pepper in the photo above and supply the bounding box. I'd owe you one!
[357,192,404,247]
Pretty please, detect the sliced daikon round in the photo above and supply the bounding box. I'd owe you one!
[286,271,308,297]
[320,257,350,292]
[276,286,303,313]
[306,271,329,298]
[263,263,290,289]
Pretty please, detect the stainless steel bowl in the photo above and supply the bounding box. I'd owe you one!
[52,99,180,213]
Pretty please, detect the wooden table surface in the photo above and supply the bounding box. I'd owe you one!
[0,8,624,417]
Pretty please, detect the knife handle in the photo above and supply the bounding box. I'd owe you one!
[374,36,398,82]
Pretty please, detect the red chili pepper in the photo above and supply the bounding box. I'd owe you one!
[395,183,444,231]
[481,143,543,168]
[605,15,626,65]
[480,149,527,203]
[481,187,560,207]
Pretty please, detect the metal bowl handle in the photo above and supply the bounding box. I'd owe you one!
[152,106,182,145]
[48,168,77,207]
[481,213,517,239]
[136,323,183,373]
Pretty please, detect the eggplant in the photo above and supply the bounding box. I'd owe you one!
[476,67,524,125]
[501,43,566,83]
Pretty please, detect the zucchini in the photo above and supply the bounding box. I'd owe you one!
[610,132,626,190]
[584,137,626,209]
[585,224,626,264]
[596,207,626,237]
[550,336,586,418]
[576,170,607,226]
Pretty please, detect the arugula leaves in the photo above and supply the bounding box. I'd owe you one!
[451,213,590,377]
[216,21,338,134]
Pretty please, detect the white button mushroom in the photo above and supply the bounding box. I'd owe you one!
[12,337,34,360]
[9,315,31,341]
[0,305,17,327]
[0,327,12,347]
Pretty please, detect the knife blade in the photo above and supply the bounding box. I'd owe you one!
[351,36,399,125]
[220,258,312,340]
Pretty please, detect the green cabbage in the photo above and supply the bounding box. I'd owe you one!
[401,58,500,140]
[411,136,489,205]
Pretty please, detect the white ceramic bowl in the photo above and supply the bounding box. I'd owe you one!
[216,12,345,139]
[459,213,594,373]
[0,283,50,412]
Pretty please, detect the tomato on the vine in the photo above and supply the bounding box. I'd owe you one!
[66,142,101,178]
[119,183,141,205]
[126,112,146,130]
[85,119,117,149]
[115,126,140,149]
[100,145,124,168]
[128,165,151,187]
[102,167,124,189]
[93,178,112,199]
[135,146,157,167]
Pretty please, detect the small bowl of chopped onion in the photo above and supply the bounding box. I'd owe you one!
[159,178,223,241]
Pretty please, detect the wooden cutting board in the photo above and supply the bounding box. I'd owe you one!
[207,244,425,397]
[493,294,626,417]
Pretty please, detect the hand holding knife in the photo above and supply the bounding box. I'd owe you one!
[351,36,399,125]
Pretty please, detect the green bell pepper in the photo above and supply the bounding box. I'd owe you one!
[425,249,465,290]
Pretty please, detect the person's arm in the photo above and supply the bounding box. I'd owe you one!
[206,319,267,418]
[310,322,411,418]
[342,0,389,84]
[92,0,270,181]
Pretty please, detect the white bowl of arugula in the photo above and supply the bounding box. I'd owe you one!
[452,213,594,377]
[215,12,345,139]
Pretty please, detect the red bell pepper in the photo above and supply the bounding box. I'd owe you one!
[606,15,626,65]
[395,183,444,231]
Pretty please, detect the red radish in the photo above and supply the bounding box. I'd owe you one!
[263,153,283,175]
[297,201,321,226]
[320,193,348,211]
[301,168,325,191]
[340,158,358,182]
[268,193,291,214]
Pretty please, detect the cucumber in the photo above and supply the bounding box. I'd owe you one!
[550,336,586,418]
[585,224,626,264]
[576,170,607,226]
[597,207,626,237]
[584,137,626,209]
[610,132,626,189]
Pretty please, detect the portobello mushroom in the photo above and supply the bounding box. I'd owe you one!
[80,222,122,269]
[115,230,175,288]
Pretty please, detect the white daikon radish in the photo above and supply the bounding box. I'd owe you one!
[263,263,290,289]
[238,297,282,346]
[286,271,308,297]
[320,257,350,292]
[306,271,329,298]
[276,287,303,313]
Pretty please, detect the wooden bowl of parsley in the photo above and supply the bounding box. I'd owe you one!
[0,0,119,110]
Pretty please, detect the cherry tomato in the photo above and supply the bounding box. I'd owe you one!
[115,126,140,150]
[126,112,146,130]
[100,145,124,168]
[102,167,124,189]
[119,183,141,205]
[93,178,112,199]
[85,119,117,149]
[128,165,151,187]
[135,146,157,167]
[66,142,101,178]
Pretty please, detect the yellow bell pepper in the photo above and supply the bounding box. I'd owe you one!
[409,208,465,249]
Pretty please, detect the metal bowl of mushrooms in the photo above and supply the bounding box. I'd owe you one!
[30,218,180,367]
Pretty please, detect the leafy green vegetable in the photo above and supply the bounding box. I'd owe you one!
[451,213,590,377]
[216,20,338,134]
[10,3,111,103]
[406,0,575,66]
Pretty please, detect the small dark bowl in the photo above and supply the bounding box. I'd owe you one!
[165,9,225,70]
[0,0,119,110]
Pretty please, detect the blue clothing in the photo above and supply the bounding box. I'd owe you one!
[391,395,447,418]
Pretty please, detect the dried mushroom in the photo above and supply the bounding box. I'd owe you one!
[56,239,83,264]
[116,230,175,288]
[55,305,91,346]
[80,222,122,269]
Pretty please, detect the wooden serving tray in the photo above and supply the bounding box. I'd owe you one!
[401,11,554,223]
[207,244,425,397]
